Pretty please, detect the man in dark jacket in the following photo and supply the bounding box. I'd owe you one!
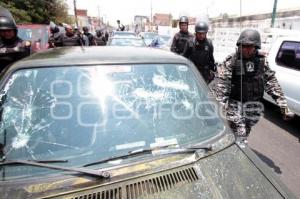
[170,16,194,55]
[83,26,96,46]
[94,29,106,46]
[216,29,294,141]
[48,21,65,48]
[61,25,84,46]
[0,6,30,70]
[183,20,215,84]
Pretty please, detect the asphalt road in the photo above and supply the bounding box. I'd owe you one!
[248,101,300,198]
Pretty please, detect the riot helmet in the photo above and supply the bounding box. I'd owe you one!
[179,16,189,24]
[236,29,261,49]
[195,21,208,33]
[83,26,89,32]
[0,6,17,30]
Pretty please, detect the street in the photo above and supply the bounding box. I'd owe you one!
[248,101,300,198]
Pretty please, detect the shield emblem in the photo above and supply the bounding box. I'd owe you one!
[245,61,255,72]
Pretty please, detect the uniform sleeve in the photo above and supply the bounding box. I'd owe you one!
[170,34,178,53]
[182,40,192,58]
[215,55,234,104]
[264,60,288,108]
[209,41,216,71]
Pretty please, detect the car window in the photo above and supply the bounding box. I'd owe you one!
[275,41,300,70]
[109,38,146,46]
[113,31,136,37]
[142,32,158,38]
[0,64,224,179]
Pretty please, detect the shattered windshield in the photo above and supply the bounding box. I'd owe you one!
[0,64,224,180]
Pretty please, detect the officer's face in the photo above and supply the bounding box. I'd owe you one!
[241,44,256,58]
[66,27,74,34]
[196,32,206,41]
[179,23,188,32]
[0,29,16,40]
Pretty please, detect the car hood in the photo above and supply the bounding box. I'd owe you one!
[0,140,294,198]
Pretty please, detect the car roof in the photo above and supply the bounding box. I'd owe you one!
[109,36,141,39]
[11,46,188,69]
[113,31,136,34]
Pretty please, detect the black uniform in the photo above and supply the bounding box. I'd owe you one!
[84,32,96,46]
[0,37,30,69]
[48,26,64,48]
[94,35,106,46]
[183,38,215,83]
[62,33,83,46]
[170,31,194,55]
[0,6,30,69]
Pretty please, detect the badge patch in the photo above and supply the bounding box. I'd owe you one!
[245,61,255,72]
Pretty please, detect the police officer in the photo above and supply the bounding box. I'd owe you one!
[61,25,84,46]
[170,16,194,55]
[183,20,215,84]
[116,20,125,31]
[48,21,65,48]
[83,26,96,46]
[0,6,30,69]
[94,29,106,46]
[216,29,294,140]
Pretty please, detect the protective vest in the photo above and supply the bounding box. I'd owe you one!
[94,36,106,46]
[0,38,30,69]
[173,32,193,54]
[84,33,95,46]
[230,55,265,102]
[62,34,82,46]
[188,38,214,82]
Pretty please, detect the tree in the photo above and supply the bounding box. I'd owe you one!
[0,0,71,24]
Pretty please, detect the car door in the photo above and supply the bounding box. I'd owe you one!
[267,39,300,115]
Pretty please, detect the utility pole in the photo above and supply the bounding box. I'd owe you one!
[74,0,78,27]
[271,0,278,28]
[98,5,101,26]
[150,0,153,31]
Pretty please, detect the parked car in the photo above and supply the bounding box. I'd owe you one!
[111,31,136,37]
[149,35,171,50]
[139,32,159,46]
[263,36,300,115]
[0,47,295,198]
[107,36,146,47]
[17,24,49,53]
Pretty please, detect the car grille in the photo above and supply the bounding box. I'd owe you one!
[125,167,199,199]
[49,167,199,199]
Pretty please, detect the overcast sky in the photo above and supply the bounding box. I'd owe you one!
[66,0,300,25]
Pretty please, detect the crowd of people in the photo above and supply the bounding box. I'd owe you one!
[48,21,108,48]
[0,5,295,141]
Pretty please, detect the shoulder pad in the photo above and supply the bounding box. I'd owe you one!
[174,33,180,39]
[257,50,266,57]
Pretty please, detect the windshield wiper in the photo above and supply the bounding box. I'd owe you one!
[83,144,212,168]
[0,160,110,178]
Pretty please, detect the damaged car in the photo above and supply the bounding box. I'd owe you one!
[0,46,295,198]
